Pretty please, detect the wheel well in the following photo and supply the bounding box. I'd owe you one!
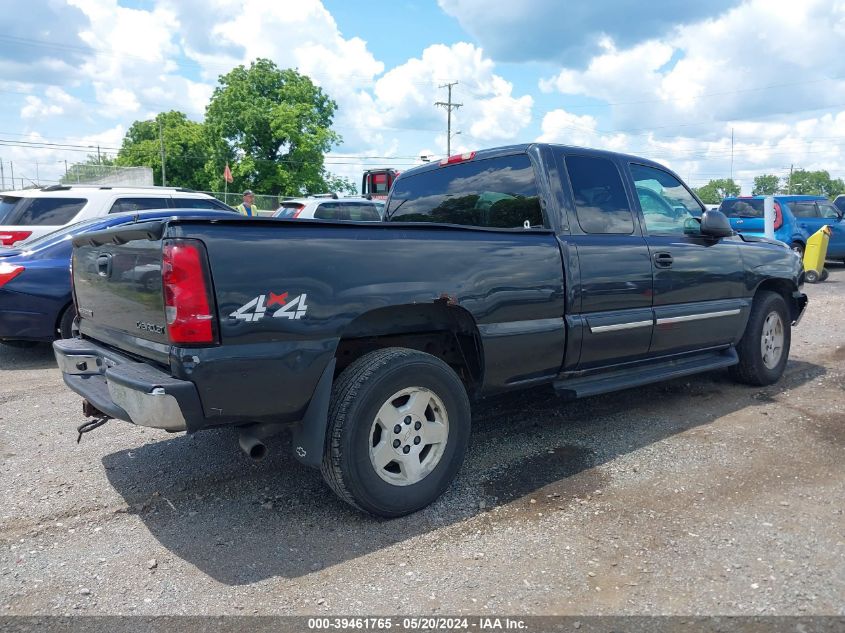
[54,301,74,335]
[334,303,483,392]
[754,278,800,321]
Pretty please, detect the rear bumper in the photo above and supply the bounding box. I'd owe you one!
[53,338,203,432]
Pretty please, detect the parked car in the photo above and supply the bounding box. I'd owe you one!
[0,208,236,347]
[273,196,384,221]
[833,194,845,215]
[53,143,806,518]
[717,195,830,256]
[787,198,845,262]
[0,185,233,247]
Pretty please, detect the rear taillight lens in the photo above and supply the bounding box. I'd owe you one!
[0,262,24,287]
[0,231,32,246]
[774,202,783,230]
[161,239,216,345]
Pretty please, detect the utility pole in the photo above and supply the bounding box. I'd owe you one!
[158,119,167,187]
[0,159,4,191]
[97,145,101,165]
[35,161,40,186]
[10,161,14,190]
[435,81,463,157]
[788,164,793,195]
[730,127,734,183]
[64,160,68,178]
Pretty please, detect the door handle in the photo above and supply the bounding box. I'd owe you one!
[653,252,673,268]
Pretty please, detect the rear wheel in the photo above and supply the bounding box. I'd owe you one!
[729,291,791,386]
[805,269,819,284]
[58,304,77,339]
[820,268,830,282]
[791,242,805,258]
[321,347,471,518]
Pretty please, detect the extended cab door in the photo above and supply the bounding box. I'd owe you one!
[554,151,654,369]
[628,163,748,356]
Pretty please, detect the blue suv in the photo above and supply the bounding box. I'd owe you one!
[718,195,833,257]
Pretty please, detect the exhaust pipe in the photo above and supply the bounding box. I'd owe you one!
[238,431,267,461]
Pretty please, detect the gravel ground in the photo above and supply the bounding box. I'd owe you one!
[1,265,843,616]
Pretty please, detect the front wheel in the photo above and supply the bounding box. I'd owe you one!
[321,348,471,518]
[729,291,791,386]
[791,242,805,258]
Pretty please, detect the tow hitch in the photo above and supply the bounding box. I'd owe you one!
[77,399,111,443]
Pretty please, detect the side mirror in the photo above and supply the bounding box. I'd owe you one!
[700,210,734,238]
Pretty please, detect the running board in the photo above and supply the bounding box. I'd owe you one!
[553,348,738,399]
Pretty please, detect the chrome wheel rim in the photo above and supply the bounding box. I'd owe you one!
[761,311,784,369]
[368,387,449,486]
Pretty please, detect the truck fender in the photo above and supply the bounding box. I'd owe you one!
[291,357,336,468]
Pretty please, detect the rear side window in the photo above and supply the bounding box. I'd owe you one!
[345,202,381,221]
[12,197,87,226]
[0,196,22,223]
[565,155,633,234]
[720,199,763,217]
[387,154,543,228]
[109,197,170,214]
[173,197,234,211]
[314,202,343,220]
[790,202,818,218]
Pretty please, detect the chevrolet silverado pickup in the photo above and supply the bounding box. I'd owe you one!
[53,144,807,517]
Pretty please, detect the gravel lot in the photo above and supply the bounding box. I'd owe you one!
[1,265,843,616]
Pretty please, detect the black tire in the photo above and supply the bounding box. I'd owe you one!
[791,242,805,258]
[321,347,471,518]
[729,291,791,386]
[58,304,77,339]
[820,268,829,282]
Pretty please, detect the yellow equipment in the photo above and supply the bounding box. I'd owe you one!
[802,225,832,283]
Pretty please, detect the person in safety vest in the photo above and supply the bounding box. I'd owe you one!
[236,190,256,217]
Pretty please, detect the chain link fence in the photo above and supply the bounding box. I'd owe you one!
[60,165,154,186]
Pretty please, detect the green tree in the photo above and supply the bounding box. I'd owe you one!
[695,178,741,204]
[752,174,781,196]
[786,169,845,197]
[115,111,208,190]
[203,58,342,196]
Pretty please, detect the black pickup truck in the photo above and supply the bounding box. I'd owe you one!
[53,144,807,517]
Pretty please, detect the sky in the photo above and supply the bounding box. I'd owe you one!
[2,0,845,194]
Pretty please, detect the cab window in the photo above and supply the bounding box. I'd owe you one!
[630,163,702,235]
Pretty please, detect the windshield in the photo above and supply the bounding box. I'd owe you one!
[0,196,23,224]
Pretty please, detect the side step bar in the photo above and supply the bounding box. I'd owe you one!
[553,348,738,399]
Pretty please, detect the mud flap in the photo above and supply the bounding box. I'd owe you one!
[291,358,336,468]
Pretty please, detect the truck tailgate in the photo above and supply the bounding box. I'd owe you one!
[72,222,170,362]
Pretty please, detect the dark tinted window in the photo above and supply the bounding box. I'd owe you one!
[720,199,763,217]
[818,202,841,219]
[345,202,381,221]
[0,196,23,223]
[790,202,818,218]
[174,197,234,211]
[834,197,845,213]
[314,202,343,220]
[387,154,543,228]
[14,197,87,225]
[109,197,170,214]
[565,155,632,234]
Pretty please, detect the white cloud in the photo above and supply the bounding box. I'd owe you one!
[20,87,81,120]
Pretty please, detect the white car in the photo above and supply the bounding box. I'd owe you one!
[0,185,234,246]
[273,196,384,221]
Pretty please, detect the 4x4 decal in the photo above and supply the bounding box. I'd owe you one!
[230,292,308,322]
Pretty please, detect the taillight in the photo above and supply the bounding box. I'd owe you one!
[0,262,24,287]
[161,239,216,345]
[774,202,783,230]
[439,151,476,166]
[0,231,32,246]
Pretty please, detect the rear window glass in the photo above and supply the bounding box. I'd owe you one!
[790,202,818,218]
[0,196,23,224]
[12,197,87,226]
[386,154,543,228]
[275,203,304,218]
[109,197,170,214]
[720,199,764,217]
